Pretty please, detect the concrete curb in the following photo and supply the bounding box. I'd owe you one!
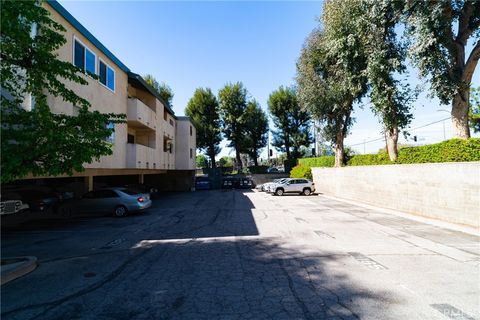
[1,256,38,285]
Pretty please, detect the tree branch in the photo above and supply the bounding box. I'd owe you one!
[464,41,480,84]
[456,0,475,45]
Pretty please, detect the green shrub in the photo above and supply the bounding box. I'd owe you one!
[298,138,480,168]
[347,153,391,166]
[397,138,480,164]
[290,164,312,179]
[298,156,335,167]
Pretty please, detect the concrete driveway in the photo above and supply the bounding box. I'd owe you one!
[1,190,479,320]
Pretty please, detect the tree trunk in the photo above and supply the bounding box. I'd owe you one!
[235,149,242,169]
[253,148,258,167]
[451,88,471,139]
[209,151,216,168]
[334,132,345,167]
[385,126,399,162]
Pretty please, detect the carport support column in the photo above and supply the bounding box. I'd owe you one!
[139,174,144,184]
[84,175,93,192]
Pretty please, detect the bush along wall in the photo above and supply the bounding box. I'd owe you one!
[290,164,312,179]
[295,138,480,171]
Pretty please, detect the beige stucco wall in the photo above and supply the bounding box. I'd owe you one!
[311,162,480,229]
[175,119,196,170]
[45,3,128,169]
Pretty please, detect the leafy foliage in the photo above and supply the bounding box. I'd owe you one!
[469,86,480,133]
[297,0,369,167]
[396,138,480,164]
[196,154,208,168]
[290,164,312,180]
[404,0,480,138]
[298,156,335,168]
[219,156,234,168]
[218,82,249,167]
[300,139,480,167]
[1,0,125,183]
[242,100,269,166]
[144,74,174,107]
[185,88,222,167]
[268,86,311,160]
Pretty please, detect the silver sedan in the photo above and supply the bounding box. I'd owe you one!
[61,188,152,217]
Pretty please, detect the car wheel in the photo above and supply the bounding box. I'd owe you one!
[275,188,284,196]
[303,188,311,196]
[114,205,128,217]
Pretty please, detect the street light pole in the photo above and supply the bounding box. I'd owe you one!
[437,109,450,141]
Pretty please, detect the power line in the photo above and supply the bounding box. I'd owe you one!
[347,116,451,148]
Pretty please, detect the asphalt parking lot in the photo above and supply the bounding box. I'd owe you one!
[1,190,479,320]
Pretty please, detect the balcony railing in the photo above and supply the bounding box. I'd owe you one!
[126,143,158,169]
[127,98,157,131]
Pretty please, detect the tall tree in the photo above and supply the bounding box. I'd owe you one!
[185,88,222,168]
[218,82,248,168]
[196,154,208,168]
[242,100,269,166]
[144,74,174,107]
[268,86,311,160]
[404,0,480,139]
[358,0,414,161]
[297,28,366,167]
[1,0,124,183]
[297,0,368,167]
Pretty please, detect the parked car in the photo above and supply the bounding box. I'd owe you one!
[124,184,160,199]
[269,179,315,196]
[266,167,279,173]
[239,178,254,189]
[1,188,62,213]
[262,178,290,192]
[60,188,151,217]
[222,177,238,189]
[0,192,29,215]
[195,176,212,190]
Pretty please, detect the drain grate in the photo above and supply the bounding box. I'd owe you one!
[430,304,476,320]
[348,252,387,270]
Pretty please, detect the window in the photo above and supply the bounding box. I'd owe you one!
[127,134,135,144]
[164,110,167,121]
[169,119,174,126]
[105,122,115,143]
[190,148,193,159]
[99,59,115,91]
[98,190,119,198]
[190,126,192,136]
[73,39,95,75]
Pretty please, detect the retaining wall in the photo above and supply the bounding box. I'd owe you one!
[311,162,480,228]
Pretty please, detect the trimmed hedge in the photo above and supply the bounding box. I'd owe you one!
[296,138,480,169]
[396,138,480,164]
[347,153,391,166]
[290,164,312,179]
[298,156,335,167]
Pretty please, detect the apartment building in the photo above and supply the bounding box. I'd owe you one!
[16,1,196,192]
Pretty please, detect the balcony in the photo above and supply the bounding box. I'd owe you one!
[127,98,157,131]
[126,143,158,169]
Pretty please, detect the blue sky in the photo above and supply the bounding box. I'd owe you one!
[59,1,479,157]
